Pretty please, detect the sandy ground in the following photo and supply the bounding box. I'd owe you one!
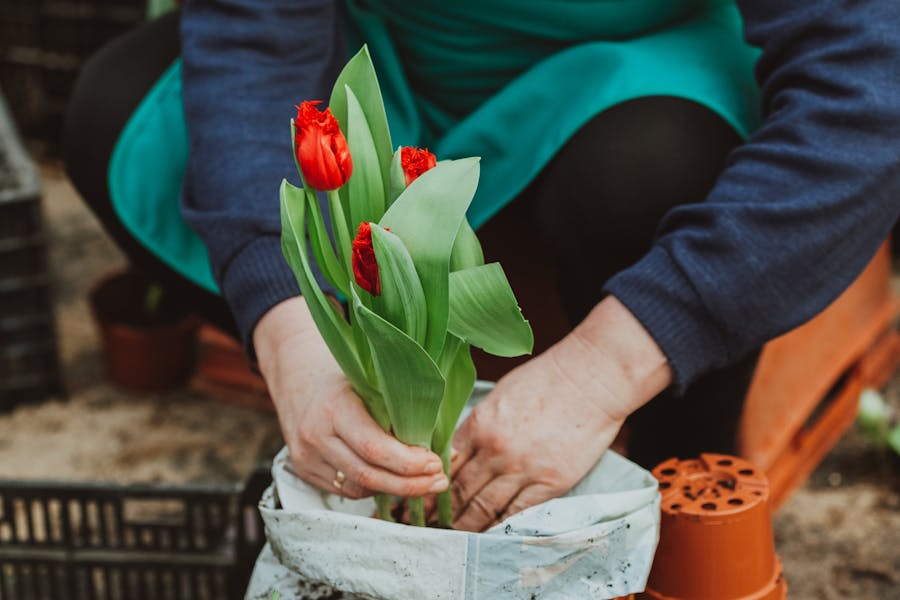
[0,163,282,484]
[1,164,898,599]
[775,380,900,599]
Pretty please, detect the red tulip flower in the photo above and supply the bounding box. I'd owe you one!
[352,222,381,296]
[294,101,353,191]
[400,147,437,186]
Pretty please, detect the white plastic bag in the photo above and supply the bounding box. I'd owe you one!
[246,384,660,600]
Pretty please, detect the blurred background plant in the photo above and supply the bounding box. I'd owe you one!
[857,387,900,456]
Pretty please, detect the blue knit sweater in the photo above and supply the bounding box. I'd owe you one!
[180,0,900,389]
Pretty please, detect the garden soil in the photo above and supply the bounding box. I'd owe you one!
[0,164,896,599]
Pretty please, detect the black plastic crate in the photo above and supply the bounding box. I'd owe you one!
[0,278,54,319]
[0,310,58,401]
[0,2,40,50]
[1,338,58,396]
[0,90,42,221]
[40,1,146,58]
[0,313,56,347]
[0,91,62,406]
[0,236,47,279]
[0,198,43,240]
[0,466,272,600]
[1,1,148,154]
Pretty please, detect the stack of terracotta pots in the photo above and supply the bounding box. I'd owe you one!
[639,453,787,600]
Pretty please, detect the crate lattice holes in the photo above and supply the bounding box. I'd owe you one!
[0,90,62,407]
[1,0,148,154]
[0,467,271,600]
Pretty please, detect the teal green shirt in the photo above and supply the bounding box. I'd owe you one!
[344,0,761,228]
[112,0,760,293]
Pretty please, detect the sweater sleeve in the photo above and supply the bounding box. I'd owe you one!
[179,0,345,348]
[604,0,900,391]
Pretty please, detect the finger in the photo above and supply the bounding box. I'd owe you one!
[449,446,467,478]
[296,452,372,500]
[454,475,523,533]
[313,469,372,500]
[285,444,363,496]
[328,466,371,500]
[288,450,371,499]
[324,437,449,499]
[498,484,556,522]
[451,451,495,520]
[333,396,444,476]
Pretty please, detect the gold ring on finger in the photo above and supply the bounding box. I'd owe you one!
[333,470,346,490]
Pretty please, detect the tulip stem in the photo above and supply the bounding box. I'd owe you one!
[327,189,353,272]
[408,497,425,527]
[375,494,394,522]
[437,445,454,528]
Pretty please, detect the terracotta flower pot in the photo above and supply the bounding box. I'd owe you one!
[638,454,786,600]
[189,324,273,412]
[89,270,198,392]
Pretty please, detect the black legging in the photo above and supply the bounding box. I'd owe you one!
[63,12,758,469]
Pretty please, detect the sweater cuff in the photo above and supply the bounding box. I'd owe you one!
[602,245,732,393]
[219,235,334,354]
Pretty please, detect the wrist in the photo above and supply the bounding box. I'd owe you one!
[253,296,317,372]
[253,293,347,373]
[562,295,672,418]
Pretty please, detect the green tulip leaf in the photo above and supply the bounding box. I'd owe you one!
[431,335,476,456]
[351,287,446,448]
[379,158,481,360]
[349,305,376,392]
[448,262,533,357]
[330,45,393,201]
[289,120,303,187]
[303,187,350,297]
[280,180,386,421]
[370,224,427,346]
[450,218,484,272]
[345,85,385,227]
[327,189,353,273]
[389,148,406,206]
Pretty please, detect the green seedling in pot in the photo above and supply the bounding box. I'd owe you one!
[144,282,164,318]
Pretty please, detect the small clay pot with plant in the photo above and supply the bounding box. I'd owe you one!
[90,269,198,392]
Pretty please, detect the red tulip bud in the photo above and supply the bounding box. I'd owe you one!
[294,101,353,191]
[400,146,437,186]
[352,222,381,296]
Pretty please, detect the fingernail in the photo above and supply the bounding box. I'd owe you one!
[429,476,449,493]
[425,460,443,474]
[450,448,460,461]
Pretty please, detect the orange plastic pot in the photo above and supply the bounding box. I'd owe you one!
[189,324,272,411]
[638,454,786,600]
[90,270,198,392]
[740,240,900,509]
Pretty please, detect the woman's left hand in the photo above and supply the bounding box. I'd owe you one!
[449,296,672,532]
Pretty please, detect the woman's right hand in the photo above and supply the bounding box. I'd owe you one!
[254,296,449,499]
